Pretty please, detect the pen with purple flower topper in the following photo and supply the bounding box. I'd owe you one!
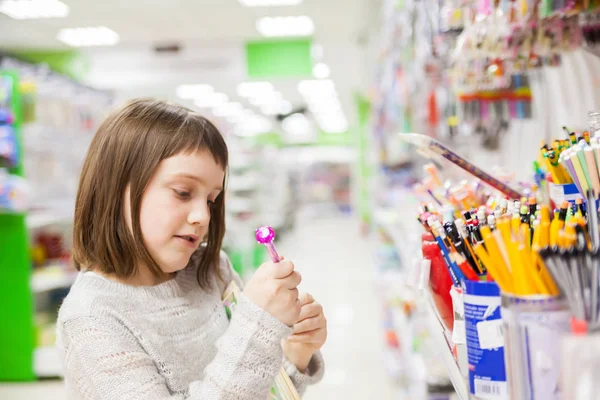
[255,226,282,263]
[254,225,301,400]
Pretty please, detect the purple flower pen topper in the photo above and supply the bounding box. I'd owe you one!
[255,226,281,263]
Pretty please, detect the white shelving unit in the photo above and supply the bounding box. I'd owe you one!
[31,270,77,293]
[426,298,469,400]
[375,207,469,399]
[27,211,73,230]
[34,346,62,377]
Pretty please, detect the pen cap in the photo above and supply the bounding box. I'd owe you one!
[499,198,507,210]
[477,209,487,223]
[454,218,469,238]
[514,201,521,211]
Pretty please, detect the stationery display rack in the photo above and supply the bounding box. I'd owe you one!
[371,0,600,396]
[0,56,114,380]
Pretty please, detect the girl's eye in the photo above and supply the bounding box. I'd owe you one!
[173,189,191,199]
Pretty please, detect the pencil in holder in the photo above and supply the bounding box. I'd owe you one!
[463,281,508,400]
[500,294,570,400]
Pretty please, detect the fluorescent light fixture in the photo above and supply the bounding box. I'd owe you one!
[313,63,330,79]
[57,26,119,47]
[257,16,314,37]
[237,81,274,97]
[260,104,279,116]
[282,113,311,136]
[239,0,303,6]
[320,119,348,133]
[298,79,335,95]
[234,116,273,136]
[0,0,68,19]
[252,91,283,107]
[176,84,214,99]
[262,100,294,115]
[281,100,293,114]
[213,102,244,117]
[194,93,228,108]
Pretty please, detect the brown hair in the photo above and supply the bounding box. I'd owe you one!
[73,98,228,289]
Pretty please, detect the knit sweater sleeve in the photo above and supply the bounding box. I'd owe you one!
[218,252,325,395]
[58,294,292,400]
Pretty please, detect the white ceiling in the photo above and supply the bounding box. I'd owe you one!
[0,0,382,131]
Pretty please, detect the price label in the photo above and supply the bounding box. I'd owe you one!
[477,319,504,350]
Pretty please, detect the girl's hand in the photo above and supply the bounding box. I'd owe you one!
[282,293,327,373]
[243,260,302,327]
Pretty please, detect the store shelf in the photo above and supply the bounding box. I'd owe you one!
[227,175,260,192]
[34,346,63,377]
[426,297,469,400]
[226,198,254,213]
[27,211,73,230]
[31,270,76,293]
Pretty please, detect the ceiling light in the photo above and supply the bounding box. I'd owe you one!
[237,81,274,97]
[57,26,120,47]
[235,116,273,136]
[320,119,348,133]
[298,79,335,95]
[251,91,283,106]
[213,102,243,117]
[313,63,330,79]
[0,0,68,19]
[194,93,228,108]
[239,0,303,6]
[282,113,311,136]
[281,101,293,114]
[256,16,314,37]
[176,84,214,99]
[311,105,343,115]
[260,104,279,116]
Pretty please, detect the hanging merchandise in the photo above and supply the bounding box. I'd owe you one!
[0,124,18,167]
[398,105,600,397]
[0,169,28,212]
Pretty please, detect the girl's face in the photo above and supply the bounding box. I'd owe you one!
[126,150,225,276]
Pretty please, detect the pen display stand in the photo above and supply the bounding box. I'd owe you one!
[423,232,455,331]
[501,294,570,400]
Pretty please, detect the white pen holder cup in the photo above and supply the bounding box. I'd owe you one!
[560,333,600,399]
[463,281,508,400]
[500,294,570,400]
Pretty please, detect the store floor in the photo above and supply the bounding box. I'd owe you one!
[0,216,398,399]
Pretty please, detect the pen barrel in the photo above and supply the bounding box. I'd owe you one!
[264,242,281,263]
[584,148,600,196]
[434,236,461,285]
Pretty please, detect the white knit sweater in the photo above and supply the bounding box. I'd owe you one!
[56,251,324,399]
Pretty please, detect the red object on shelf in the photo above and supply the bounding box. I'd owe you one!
[422,232,454,332]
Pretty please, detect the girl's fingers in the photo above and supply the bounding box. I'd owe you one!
[297,301,322,322]
[298,292,315,307]
[287,328,327,344]
[293,314,325,334]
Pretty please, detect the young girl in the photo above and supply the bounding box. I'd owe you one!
[57,98,326,399]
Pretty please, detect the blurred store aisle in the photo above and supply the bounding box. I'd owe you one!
[0,216,397,400]
[279,216,397,399]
